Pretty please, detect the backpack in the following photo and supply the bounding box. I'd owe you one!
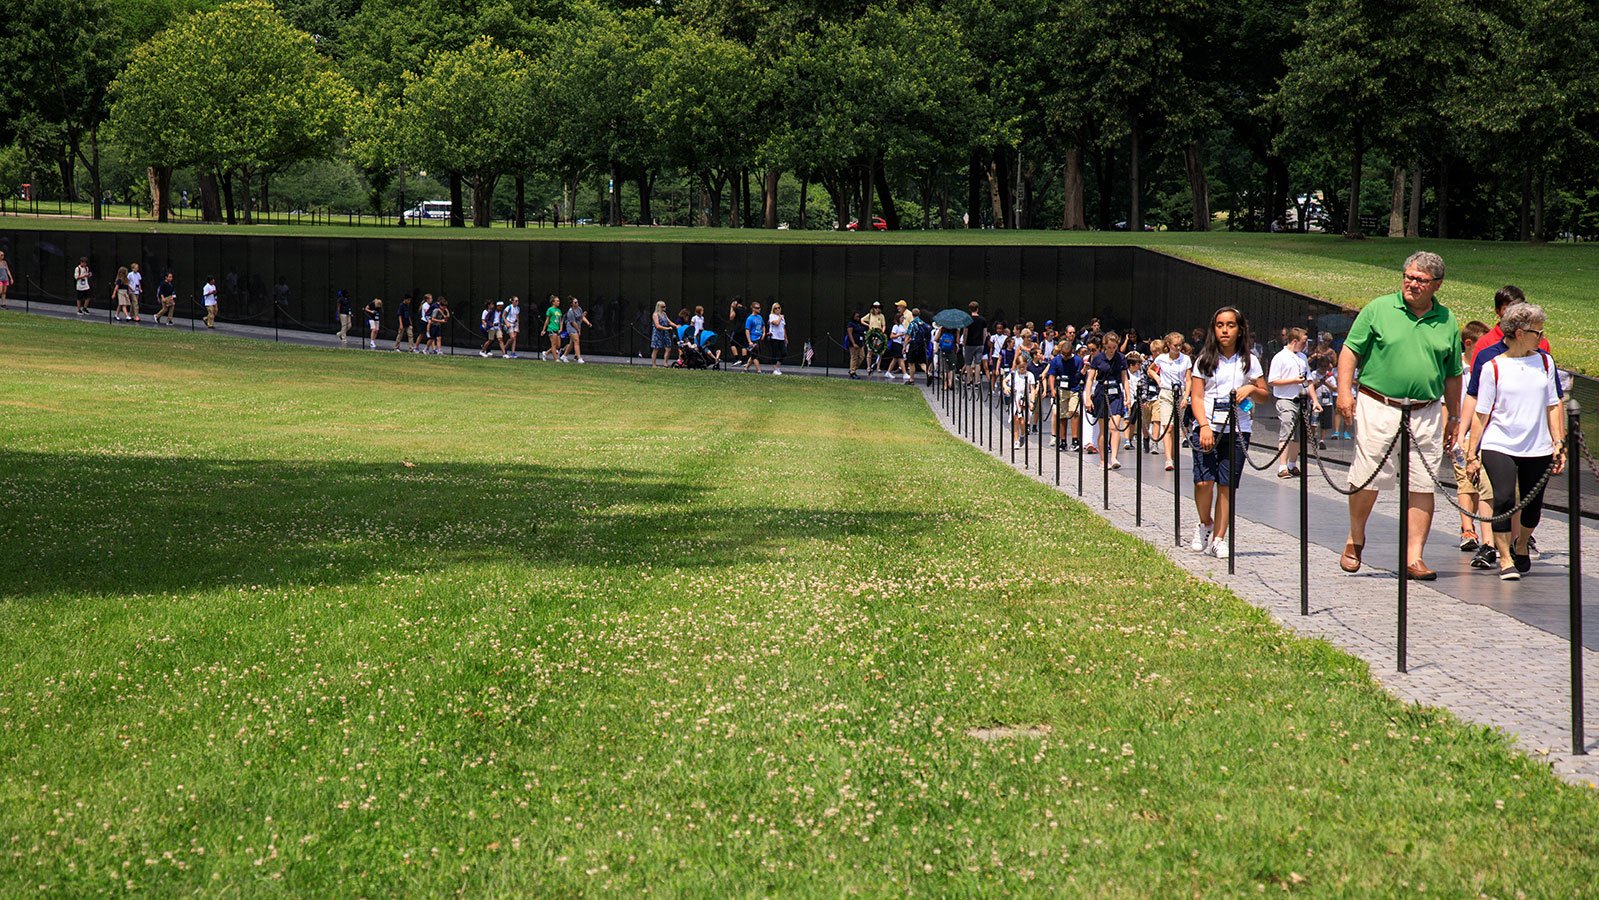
[937,329,957,352]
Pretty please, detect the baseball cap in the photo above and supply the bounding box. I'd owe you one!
[496,301,504,307]
[872,301,882,307]
[895,299,907,307]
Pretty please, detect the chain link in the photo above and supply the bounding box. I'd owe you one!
[1239,405,1307,471]
[1575,429,1599,486]
[1404,415,1558,524]
[1310,416,1403,496]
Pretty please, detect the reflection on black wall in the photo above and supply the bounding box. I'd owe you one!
[0,229,1343,361]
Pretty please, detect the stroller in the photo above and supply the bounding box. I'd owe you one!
[673,336,719,370]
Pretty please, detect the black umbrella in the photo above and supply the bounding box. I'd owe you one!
[933,308,974,329]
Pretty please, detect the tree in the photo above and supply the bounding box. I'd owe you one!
[403,37,530,227]
[109,0,349,223]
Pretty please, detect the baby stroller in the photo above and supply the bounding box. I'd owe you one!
[674,337,718,370]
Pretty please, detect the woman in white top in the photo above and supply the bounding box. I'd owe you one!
[1151,331,1193,472]
[766,302,787,375]
[988,325,1008,389]
[1186,306,1266,560]
[1463,303,1566,580]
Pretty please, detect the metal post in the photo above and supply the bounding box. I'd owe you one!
[190,293,196,331]
[1174,399,1183,548]
[1226,391,1237,576]
[274,301,280,343]
[1569,405,1585,756]
[1037,395,1044,478]
[1135,403,1143,527]
[1101,397,1110,511]
[1077,392,1085,497]
[1299,391,1310,616]
[1397,407,1411,673]
[1055,395,1061,486]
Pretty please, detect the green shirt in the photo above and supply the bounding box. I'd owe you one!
[545,306,562,334]
[1343,292,1463,401]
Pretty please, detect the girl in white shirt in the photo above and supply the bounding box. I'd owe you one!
[767,303,788,376]
[1186,306,1266,560]
[1463,303,1566,580]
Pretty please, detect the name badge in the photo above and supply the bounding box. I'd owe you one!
[1211,399,1234,429]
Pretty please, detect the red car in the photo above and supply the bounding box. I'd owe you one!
[846,216,888,232]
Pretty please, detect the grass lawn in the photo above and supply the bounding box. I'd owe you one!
[3,315,1599,894]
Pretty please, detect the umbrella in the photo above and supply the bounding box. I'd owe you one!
[933,308,973,329]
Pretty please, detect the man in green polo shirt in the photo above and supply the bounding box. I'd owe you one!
[1335,251,1463,580]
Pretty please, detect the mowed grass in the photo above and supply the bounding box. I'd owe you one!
[2,315,1598,895]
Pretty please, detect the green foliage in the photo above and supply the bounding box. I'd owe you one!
[401,36,530,182]
[108,0,349,176]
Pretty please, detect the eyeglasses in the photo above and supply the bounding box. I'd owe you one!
[1402,273,1440,285]
[1524,328,1545,339]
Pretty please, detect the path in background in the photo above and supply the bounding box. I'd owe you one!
[921,382,1599,786]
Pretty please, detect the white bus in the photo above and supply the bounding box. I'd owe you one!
[403,200,453,220]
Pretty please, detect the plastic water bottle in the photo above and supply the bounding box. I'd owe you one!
[1238,398,1254,416]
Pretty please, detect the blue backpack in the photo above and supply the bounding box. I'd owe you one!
[937,329,957,352]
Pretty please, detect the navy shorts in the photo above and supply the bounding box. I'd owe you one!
[1094,393,1126,419]
[1192,432,1251,487]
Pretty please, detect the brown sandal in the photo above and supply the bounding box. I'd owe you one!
[1340,542,1364,573]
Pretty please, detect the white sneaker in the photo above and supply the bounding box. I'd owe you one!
[479,350,490,357]
[540,351,548,361]
[1013,440,1023,449]
[1048,437,1057,447]
[1211,538,1230,560]
[577,358,586,364]
[773,369,782,376]
[1189,524,1212,552]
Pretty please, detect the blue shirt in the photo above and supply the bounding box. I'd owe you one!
[745,313,765,342]
[1048,354,1085,391]
[1467,341,1562,398]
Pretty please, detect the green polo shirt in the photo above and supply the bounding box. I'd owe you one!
[1343,292,1463,401]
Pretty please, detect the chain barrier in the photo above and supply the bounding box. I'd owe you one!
[1310,416,1402,497]
[1573,429,1599,487]
[1406,415,1561,525]
[1239,405,1307,472]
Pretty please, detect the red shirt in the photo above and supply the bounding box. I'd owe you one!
[1472,324,1550,363]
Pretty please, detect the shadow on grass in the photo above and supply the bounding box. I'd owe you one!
[0,451,911,601]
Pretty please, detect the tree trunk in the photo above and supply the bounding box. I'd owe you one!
[873,159,898,230]
[396,164,407,227]
[197,170,222,223]
[1128,125,1142,232]
[1184,141,1209,232]
[605,162,620,226]
[861,163,873,230]
[1343,122,1364,235]
[240,166,254,224]
[798,174,808,230]
[472,172,497,227]
[1405,158,1421,237]
[221,170,237,225]
[763,169,778,228]
[939,182,950,230]
[81,127,103,220]
[638,173,654,225]
[514,174,526,228]
[700,171,725,227]
[1266,155,1290,233]
[1387,166,1406,237]
[823,172,849,229]
[1436,159,1449,239]
[1534,172,1545,239]
[1096,147,1114,229]
[564,173,579,225]
[966,150,983,227]
[984,159,1005,228]
[995,148,1015,227]
[147,166,172,223]
[742,169,753,227]
[920,175,934,230]
[1519,168,1531,241]
[448,173,464,227]
[56,151,77,201]
[1062,147,1086,230]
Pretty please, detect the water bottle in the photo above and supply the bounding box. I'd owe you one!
[1238,398,1253,415]
[1452,446,1467,468]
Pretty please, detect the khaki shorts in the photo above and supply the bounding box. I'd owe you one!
[1058,392,1082,419]
[1155,388,1180,431]
[1348,392,1442,494]
[1452,457,1493,502]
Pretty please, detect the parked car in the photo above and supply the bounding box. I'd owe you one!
[846,216,888,232]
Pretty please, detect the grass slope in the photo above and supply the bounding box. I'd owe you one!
[2,315,1598,894]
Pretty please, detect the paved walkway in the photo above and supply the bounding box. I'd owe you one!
[920,382,1599,787]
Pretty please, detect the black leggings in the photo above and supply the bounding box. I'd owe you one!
[1480,449,1553,534]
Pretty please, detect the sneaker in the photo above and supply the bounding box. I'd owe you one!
[1069,440,1081,452]
[1459,533,1479,552]
[773,369,782,376]
[1277,467,1292,479]
[1122,439,1134,450]
[1164,461,1175,472]
[540,351,548,361]
[1500,568,1521,582]
[577,358,586,364]
[1048,437,1058,448]
[1013,440,1023,450]
[558,356,568,363]
[480,350,490,357]
[1470,544,1497,569]
[393,347,402,352]
[1111,461,1122,470]
[1318,440,1327,450]
[1189,523,1212,552]
[1211,538,1230,560]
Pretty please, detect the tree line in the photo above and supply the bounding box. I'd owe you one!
[3,0,1597,239]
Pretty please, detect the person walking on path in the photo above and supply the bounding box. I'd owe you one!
[726,297,749,367]
[963,302,986,382]
[112,267,133,322]
[480,300,503,357]
[1151,331,1192,471]
[335,289,353,344]
[1336,251,1463,580]
[155,272,177,325]
[744,301,766,374]
[1268,327,1318,479]
[1455,320,1495,565]
[127,263,143,322]
[1461,302,1566,581]
[202,276,218,327]
[364,297,383,350]
[502,296,522,359]
[846,310,867,379]
[427,297,450,354]
[393,294,415,352]
[415,294,434,353]
[541,295,563,362]
[649,299,672,366]
[74,258,92,316]
[564,296,591,363]
[1187,306,1266,560]
[767,302,787,375]
[1085,331,1134,470]
[862,301,887,373]
[0,251,11,310]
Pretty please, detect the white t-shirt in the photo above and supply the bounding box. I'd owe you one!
[691,314,704,334]
[203,283,218,306]
[1268,347,1310,399]
[989,333,1005,359]
[769,314,786,341]
[75,266,90,291]
[890,323,906,346]
[1198,352,1264,434]
[127,270,142,295]
[1155,352,1192,391]
[1477,352,1559,457]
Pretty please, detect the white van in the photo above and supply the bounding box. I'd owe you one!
[404,200,453,220]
